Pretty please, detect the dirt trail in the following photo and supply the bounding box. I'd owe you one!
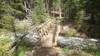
[33,47,65,56]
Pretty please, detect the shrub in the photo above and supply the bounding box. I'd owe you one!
[0,31,14,56]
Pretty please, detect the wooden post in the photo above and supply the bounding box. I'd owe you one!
[52,18,60,47]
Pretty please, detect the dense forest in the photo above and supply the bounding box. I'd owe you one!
[0,0,100,38]
[0,0,100,56]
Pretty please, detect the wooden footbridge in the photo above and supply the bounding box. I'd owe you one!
[9,0,62,56]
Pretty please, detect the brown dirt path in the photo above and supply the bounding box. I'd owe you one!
[33,47,65,56]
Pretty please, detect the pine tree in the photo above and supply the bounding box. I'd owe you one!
[32,0,48,24]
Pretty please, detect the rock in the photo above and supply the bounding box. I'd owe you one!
[57,36,99,49]
[12,32,100,49]
[11,31,40,47]
[23,31,40,46]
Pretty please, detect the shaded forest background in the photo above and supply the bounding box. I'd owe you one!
[0,0,100,38]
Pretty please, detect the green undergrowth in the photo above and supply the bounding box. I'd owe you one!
[62,48,100,56]
[15,46,25,56]
[0,29,15,56]
[83,48,100,56]
[62,48,70,53]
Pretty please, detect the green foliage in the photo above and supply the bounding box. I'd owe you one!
[65,28,77,37]
[0,31,14,56]
[62,48,70,53]
[62,48,93,56]
[15,20,31,32]
[52,0,60,10]
[10,0,24,18]
[16,46,25,56]
[83,48,100,56]
[32,0,48,24]
[1,14,14,30]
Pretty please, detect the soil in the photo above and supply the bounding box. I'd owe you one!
[33,47,65,56]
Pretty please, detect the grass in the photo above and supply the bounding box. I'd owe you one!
[83,48,100,56]
[17,46,25,56]
[62,48,70,53]
[62,48,100,56]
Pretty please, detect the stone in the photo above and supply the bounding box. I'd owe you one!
[57,36,99,49]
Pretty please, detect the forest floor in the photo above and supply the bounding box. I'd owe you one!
[25,47,64,56]
[25,47,95,56]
